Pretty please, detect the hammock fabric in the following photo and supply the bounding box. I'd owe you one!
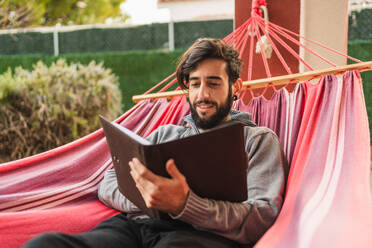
[255,71,372,248]
[0,98,190,247]
[1,0,371,246]
[1,71,371,247]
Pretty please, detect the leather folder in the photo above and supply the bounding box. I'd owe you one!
[100,116,248,219]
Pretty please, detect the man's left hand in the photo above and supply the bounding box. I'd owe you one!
[129,158,190,215]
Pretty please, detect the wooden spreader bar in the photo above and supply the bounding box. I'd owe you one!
[132,61,372,103]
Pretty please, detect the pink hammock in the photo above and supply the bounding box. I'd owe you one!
[256,71,372,247]
[1,71,371,247]
[1,0,371,245]
[0,98,190,247]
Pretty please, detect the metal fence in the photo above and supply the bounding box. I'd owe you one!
[0,7,371,57]
[0,20,234,56]
[349,8,372,40]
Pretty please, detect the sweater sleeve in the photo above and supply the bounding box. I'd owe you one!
[171,129,288,245]
[98,169,141,213]
[97,128,164,212]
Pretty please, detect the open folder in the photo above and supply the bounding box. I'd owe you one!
[100,116,248,219]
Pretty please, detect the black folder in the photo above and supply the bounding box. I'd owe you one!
[100,116,248,219]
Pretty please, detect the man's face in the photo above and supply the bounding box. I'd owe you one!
[188,58,233,129]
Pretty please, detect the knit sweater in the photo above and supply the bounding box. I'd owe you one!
[98,111,289,245]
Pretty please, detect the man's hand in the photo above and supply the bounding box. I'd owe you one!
[129,158,190,215]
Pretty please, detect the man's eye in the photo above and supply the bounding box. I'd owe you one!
[190,82,200,87]
[209,82,219,87]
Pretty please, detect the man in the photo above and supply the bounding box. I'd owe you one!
[24,38,288,248]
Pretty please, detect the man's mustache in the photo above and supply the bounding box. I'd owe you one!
[193,100,218,107]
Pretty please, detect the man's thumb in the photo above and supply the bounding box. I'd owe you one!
[166,159,183,180]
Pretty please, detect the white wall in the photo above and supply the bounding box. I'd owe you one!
[158,0,234,22]
[300,0,349,71]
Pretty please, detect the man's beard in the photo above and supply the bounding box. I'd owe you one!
[190,88,233,129]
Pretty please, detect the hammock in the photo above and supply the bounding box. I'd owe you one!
[1,1,371,247]
[0,98,189,247]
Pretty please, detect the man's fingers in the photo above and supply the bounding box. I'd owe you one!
[129,162,146,188]
[131,158,159,183]
[166,159,184,181]
[129,158,189,213]
[129,158,164,196]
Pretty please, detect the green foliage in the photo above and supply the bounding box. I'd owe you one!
[43,0,128,26]
[0,50,184,112]
[348,40,372,142]
[0,0,127,28]
[0,0,46,28]
[0,59,122,163]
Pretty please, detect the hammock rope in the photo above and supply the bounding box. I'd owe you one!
[255,16,293,74]
[132,4,369,102]
[252,15,272,77]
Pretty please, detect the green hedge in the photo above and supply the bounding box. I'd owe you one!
[0,59,122,162]
[0,50,184,111]
[348,40,372,141]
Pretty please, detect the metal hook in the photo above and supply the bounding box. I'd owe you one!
[255,5,272,58]
[260,5,269,32]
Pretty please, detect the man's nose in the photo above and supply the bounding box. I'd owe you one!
[197,82,210,99]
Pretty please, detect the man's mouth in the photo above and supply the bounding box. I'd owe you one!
[196,103,214,109]
[194,101,217,117]
[194,100,217,108]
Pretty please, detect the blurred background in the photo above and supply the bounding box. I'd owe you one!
[1,0,372,163]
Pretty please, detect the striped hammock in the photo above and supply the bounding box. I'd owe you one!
[1,0,371,246]
[0,71,371,247]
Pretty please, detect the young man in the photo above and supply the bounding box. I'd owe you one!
[24,38,288,248]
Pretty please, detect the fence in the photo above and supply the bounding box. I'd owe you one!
[349,8,372,40]
[0,20,234,56]
[1,7,371,57]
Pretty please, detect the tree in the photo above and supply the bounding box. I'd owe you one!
[0,0,128,29]
[0,0,42,28]
[43,0,128,26]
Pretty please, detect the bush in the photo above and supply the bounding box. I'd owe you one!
[0,50,185,112]
[0,59,122,163]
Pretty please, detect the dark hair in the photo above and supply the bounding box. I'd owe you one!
[176,38,242,90]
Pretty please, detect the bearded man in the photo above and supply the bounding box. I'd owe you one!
[24,38,288,248]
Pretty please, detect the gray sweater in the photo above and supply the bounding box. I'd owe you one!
[98,111,289,245]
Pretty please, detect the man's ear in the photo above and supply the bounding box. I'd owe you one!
[232,78,243,98]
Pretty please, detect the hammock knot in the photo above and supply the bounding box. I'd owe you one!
[252,0,267,17]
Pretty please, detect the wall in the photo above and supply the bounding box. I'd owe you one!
[300,0,349,72]
[158,0,233,21]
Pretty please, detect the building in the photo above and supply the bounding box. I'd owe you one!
[157,0,234,22]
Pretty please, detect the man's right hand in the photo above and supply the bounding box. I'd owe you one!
[129,158,190,215]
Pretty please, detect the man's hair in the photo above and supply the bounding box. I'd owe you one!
[176,38,242,90]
